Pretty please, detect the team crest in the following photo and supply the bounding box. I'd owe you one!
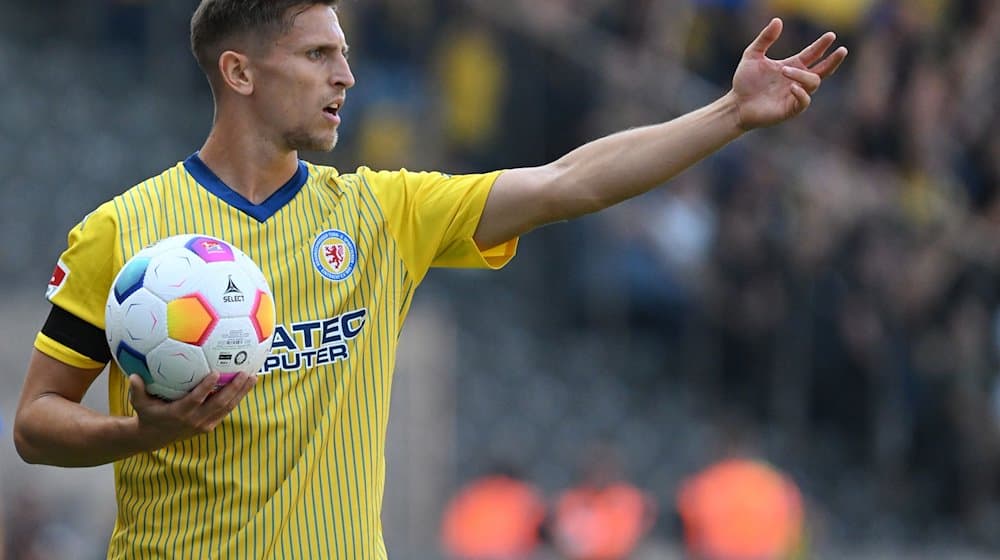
[312,229,357,281]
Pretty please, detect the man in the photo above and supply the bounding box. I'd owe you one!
[677,457,806,560]
[12,1,846,558]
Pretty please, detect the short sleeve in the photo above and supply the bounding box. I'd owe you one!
[358,167,518,282]
[34,203,120,367]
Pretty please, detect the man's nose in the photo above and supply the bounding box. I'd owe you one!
[333,59,355,89]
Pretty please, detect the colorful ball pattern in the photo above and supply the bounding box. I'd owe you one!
[105,234,275,400]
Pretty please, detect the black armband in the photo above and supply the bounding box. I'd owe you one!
[41,305,111,364]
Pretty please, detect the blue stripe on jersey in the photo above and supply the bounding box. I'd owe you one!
[183,152,309,222]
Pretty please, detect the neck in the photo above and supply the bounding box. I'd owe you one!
[198,115,300,205]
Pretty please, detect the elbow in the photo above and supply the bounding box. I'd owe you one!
[570,192,614,221]
[13,422,42,464]
[542,162,612,223]
[13,413,51,465]
[547,190,608,224]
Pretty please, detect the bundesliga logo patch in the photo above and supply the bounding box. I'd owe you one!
[312,229,357,281]
[46,260,69,299]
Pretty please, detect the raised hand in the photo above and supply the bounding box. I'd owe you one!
[129,372,257,448]
[730,18,848,131]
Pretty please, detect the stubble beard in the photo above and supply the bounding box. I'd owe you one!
[284,128,339,153]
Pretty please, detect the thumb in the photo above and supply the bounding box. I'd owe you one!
[128,374,150,406]
[745,17,783,57]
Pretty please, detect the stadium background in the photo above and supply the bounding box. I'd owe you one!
[1,0,999,558]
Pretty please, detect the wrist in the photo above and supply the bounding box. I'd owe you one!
[121,414,166,455]
[707,90,749,139]
[718,90,749,134]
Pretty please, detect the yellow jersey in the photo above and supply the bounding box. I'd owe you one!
[35,153,517,559]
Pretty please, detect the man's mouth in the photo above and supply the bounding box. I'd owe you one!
[323,99,344,126]
[323,100,343,118]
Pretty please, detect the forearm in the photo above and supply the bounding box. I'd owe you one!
[474,93,744,247]
[548,92,744,219]
[14,395,150,467]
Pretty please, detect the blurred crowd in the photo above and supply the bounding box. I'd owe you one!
[3,0,1000,558]
[600,0,1000,545]
[350,0,1000,555]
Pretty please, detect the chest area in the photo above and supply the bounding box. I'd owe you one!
[150,179,401,336]
[255,212,395,313]
[249,216,398,374]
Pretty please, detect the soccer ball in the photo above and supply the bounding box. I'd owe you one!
[105,234,276,400]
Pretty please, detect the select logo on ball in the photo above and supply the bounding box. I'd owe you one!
[223,275,245,303]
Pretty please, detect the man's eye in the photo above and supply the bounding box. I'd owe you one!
[307,49,324,60]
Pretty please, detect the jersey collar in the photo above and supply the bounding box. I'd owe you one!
[183,152,309,222]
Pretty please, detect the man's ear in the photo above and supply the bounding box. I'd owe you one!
[218,50,254,96]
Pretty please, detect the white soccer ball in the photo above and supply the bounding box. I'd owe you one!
[105,234,276,400]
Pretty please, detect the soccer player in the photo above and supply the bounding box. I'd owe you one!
[11,1,847,558]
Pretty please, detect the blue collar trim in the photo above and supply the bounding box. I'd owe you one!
[183,152,308,222]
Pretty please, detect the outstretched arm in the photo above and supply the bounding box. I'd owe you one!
[474,18,847,248]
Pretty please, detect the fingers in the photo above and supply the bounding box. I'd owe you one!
[184,372,222,406]
[782,66,821,94]
[790,83,812,113]
[175,372,256,432]
[129,371,258,444]
[745,18,783,57]
[791,31,837,68]
[212,372,258,413]
[809,46,849,79]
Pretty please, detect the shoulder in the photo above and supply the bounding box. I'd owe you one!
[110,161,185,205]
[301,160,350,193]
[73,200,118,235]
[79,162,186,232]
[335,166,453,190]
[300,160,340,180]
[303,162,414,194]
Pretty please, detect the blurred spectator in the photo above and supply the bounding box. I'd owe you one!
[433,13,509,170]
[700,155,791,424]
[441,468,547,560]
[676,456,805,560]
[550,443,657,560]
[767,0,876,29]
[355,101,419,170]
